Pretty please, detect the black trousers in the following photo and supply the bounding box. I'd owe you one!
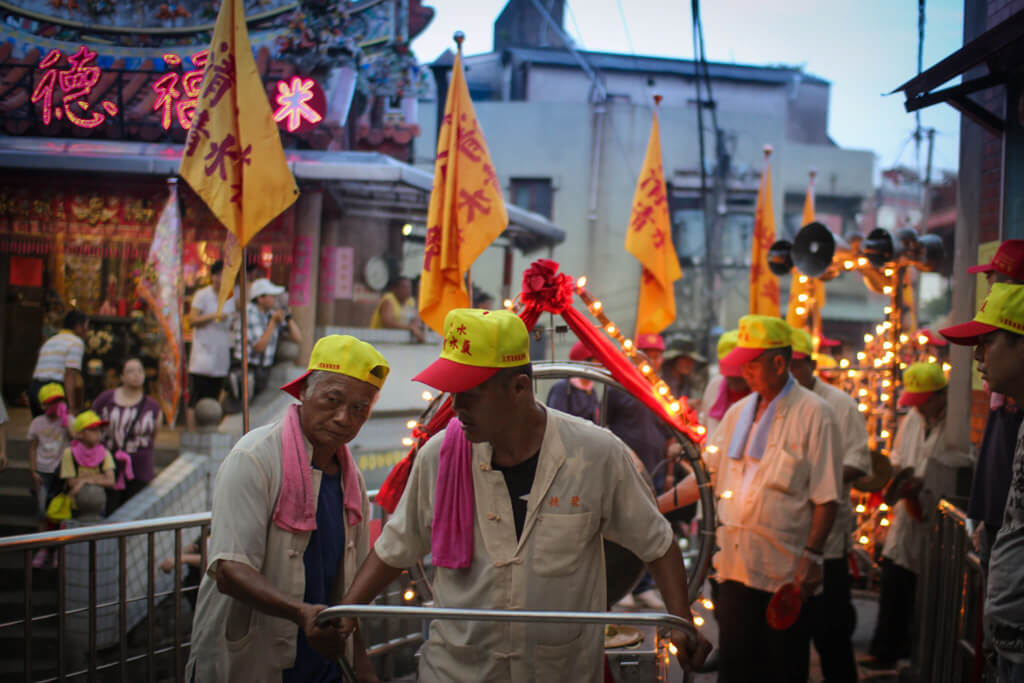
[811,557,858,683]
[716,579,816,683]
[869,559,917,662]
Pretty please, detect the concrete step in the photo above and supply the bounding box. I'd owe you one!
[0,484,38,517]
[0,513,38,538]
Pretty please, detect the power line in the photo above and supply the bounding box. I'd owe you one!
[614,0,637,57]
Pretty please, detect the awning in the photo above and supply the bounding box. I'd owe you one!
[0,136,565,253]
[890,8,1024,136]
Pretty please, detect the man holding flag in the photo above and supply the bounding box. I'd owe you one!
[418,32,508,335]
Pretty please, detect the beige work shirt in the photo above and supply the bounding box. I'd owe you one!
[812,379,872,559]
[881,409,971,575]
[374,406,674,683]
[705,382,842,594]
[186,419,371,683]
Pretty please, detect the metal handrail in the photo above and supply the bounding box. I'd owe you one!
[317,604,697,641]
[0,488,384,551]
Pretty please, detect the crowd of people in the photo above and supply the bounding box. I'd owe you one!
[11,242,1024,681]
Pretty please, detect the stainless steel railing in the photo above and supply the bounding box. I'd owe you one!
[912,500,993,683]
[0,512,211,682]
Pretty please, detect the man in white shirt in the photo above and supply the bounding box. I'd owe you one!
[187,260,235,428]
[790,326,869,683]
[29,310,88,416]
[339,308,711,682]
[701,314,842,683]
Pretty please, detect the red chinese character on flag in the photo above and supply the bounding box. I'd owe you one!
[458,188,492,223]
[423,225,441,272]
[204,133,251,181]
[203,43,236,107]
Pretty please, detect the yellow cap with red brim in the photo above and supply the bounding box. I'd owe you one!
[413,309,530,393]
[281,335,389,398]
[72,410,106,433]
[720,315,792,367]
[940,283,1024,346]
[790,326,813,360]
[898,361,948,407]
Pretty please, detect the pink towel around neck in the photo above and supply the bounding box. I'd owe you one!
[708,377,732,421]
[431,417,474,569]
[272,404,363,533]
[113,450,135,490]
[71,441,108,469]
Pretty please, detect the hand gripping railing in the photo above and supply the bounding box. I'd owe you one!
[318,605,699,682]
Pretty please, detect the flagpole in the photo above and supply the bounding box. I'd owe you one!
[239,248,250,434]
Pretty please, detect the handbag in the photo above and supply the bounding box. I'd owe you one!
[46,492,72,521]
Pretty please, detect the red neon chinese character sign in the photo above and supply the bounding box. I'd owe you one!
[273,76,325,134]
[31,46,119,129]
[152,50,209,131]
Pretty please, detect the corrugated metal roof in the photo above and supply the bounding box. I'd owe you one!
[485,47,829,87]
[0,136,565,252]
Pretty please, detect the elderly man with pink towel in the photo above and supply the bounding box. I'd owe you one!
[340,308,711,682]
[187,335,389,683]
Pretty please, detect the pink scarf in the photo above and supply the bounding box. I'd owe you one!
[113,451,135,490]
[272,404,363,533]
[431,417,474,569]
[71,441,108,469]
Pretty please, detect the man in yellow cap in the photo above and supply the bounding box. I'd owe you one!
[340,309,711,681]
[187,335,388,683]
[696,314,842,682]
[790,327,869,683]
[941,282,1024,680]
[864,361,972,671]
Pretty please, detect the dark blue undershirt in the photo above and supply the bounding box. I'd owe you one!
[282,468,345,683]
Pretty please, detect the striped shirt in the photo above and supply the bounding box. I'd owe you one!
[32,330,85,382]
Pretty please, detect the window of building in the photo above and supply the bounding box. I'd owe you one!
[510,178,553,219]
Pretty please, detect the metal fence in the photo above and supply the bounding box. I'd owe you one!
[0,513,210,682]
[912,499,994,683]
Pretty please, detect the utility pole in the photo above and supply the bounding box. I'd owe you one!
[919,127,936,232]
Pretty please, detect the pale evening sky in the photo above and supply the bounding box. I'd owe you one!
[410,0,966,180]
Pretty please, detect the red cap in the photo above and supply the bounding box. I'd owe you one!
[939,319,998,346]
[819,335,841,348]
[919,328,948,347]
[968,240,1024,279]
[413,359,501,394]
[569,340,593,361]
[720,345,765,368]
[898,390,935,408]
[635,333,665,351]
[719,361,744,378]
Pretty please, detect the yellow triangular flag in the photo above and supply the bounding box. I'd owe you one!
[179,0,298,247]
[626,104,681,335]
[419,46,508,334]
[750,146,781,316]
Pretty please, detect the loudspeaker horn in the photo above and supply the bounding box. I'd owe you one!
[908,233,944,272]
[768,240,794,276]
[792,222,848,279]
[863,228,900,267]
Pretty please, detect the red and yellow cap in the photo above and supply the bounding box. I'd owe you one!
[940,283,1024,346]
[898,362,948,407]
[413,309,529,393]
[281,335,389,399]
[716,330,742,377]
[790,326,814,360]
[38,382,66,406]
[721,315,792,367]
[72,410,106,433]
[967,239,1024,280]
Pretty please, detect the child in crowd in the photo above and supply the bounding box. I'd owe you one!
[59,410,115,518]
[28,383,71,568]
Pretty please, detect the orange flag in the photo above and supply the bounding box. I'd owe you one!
[750,146,781,316]
[419,44,508,334]
[179,0,298,248]
[786,170,826,342]
[626,102,681,335]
